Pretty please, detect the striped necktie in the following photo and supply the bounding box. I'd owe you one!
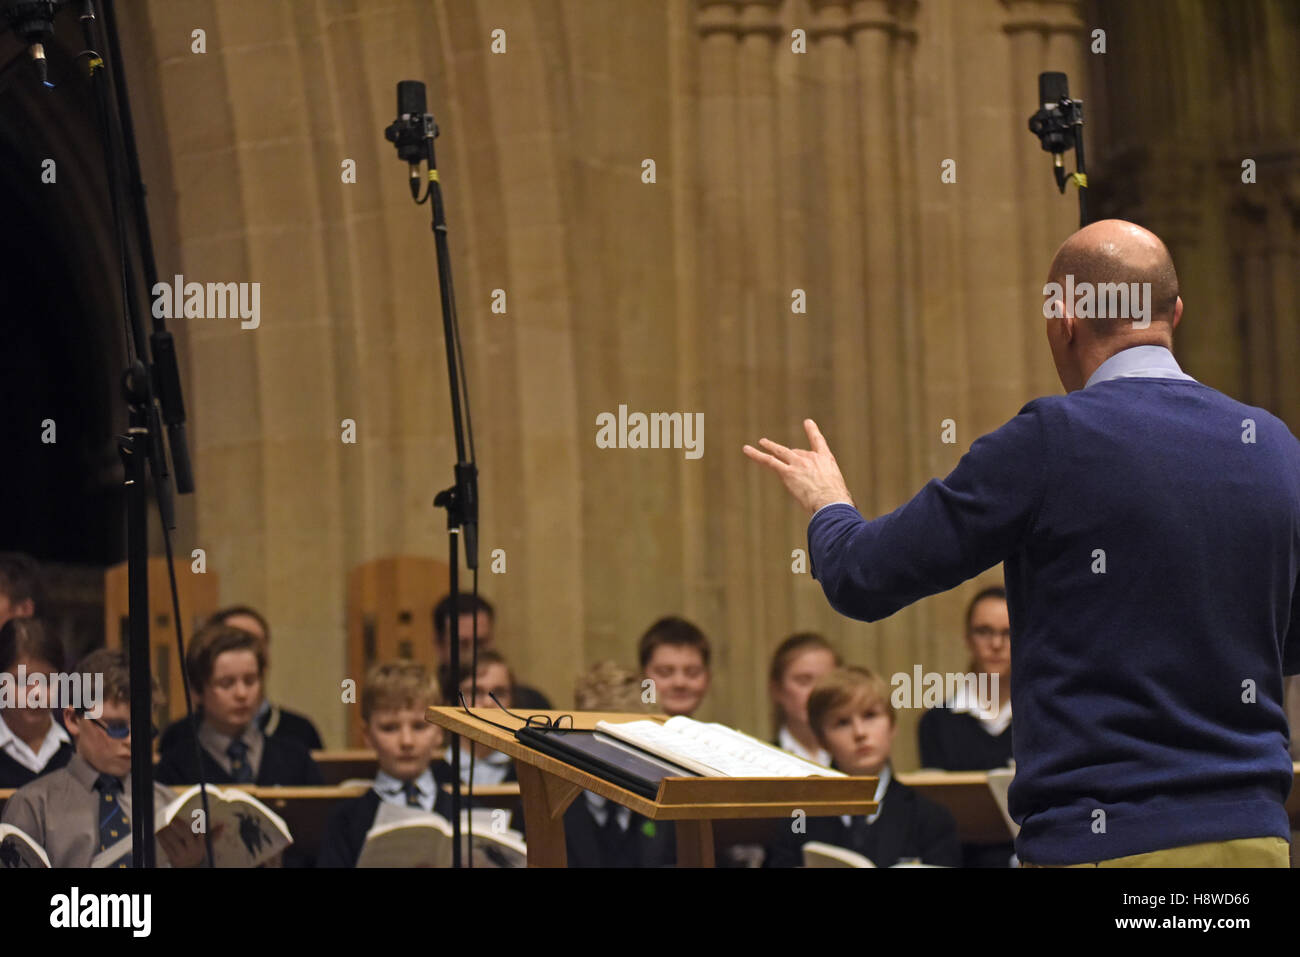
[94,774,132,868]
[227,738,254,783]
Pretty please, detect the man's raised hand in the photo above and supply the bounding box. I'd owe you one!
[742,418,855,517]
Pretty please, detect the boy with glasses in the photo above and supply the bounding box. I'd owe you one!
[1,649,212,867]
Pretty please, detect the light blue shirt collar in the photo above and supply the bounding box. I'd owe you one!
[842,762,891,827]
[374,766,436,812]
[1085,344,1197,389]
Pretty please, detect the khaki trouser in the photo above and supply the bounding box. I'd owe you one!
[1020,836,1290,868]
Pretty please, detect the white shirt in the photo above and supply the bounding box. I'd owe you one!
[0,712,69,774]
[842,762,891,827]
[948,681,1013,738]
[777,725,831,767]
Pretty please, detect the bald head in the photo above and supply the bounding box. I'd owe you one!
[1042,219,1184,392]
[1047,219,1180,334]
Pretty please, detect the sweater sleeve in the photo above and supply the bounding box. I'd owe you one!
[808,402,1047,622]
[1284,570,1300,676]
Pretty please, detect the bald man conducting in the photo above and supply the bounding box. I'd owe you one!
[744,219,1300,867]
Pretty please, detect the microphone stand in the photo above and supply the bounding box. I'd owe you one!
[386,84,479,869]
[21,0,211,866]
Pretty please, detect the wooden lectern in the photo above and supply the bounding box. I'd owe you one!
[426,707,881,867]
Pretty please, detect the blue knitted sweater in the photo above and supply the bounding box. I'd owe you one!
[808,375,1300,864]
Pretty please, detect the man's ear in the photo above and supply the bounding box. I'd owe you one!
[1057,310,1076,342]
[63,708,80,737]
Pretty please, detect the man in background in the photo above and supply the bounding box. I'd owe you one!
[433,593,551,710]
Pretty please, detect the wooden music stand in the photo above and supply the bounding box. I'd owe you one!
[895,770,1013,844]
[426,707,880,867]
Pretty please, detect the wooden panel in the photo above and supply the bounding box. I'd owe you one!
[104,558,220,726]
[346,556,450,746]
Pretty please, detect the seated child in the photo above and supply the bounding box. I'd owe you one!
[768,631,840,765]
[0,618,74,787]
[637,616,711,718]
[433,592,552,709]
[765,667,960,868]
[563,660,674,868]
[160,605,324,753]
[452,649,519,786]
[317,660,454,867]
[2,649,212,867]
[155,622,321,787]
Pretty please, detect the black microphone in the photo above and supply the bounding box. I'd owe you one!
[1028,71,1083,195]
[397,79,425,125]
[1036,72,1071,158]
[0,0,68,88]
[385,80,431,199]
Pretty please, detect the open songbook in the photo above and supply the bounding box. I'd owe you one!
[802,841,875,868]
[985,767,1019,838]
[0,824,50,868]
[159,785,292,867]
[357,803,527,868]
[594,716,845,778]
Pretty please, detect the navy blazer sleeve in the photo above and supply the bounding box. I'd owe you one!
[316,792,377,868]
[913,797,962,868]
[916,708,944,770]
[808,403,1046,622]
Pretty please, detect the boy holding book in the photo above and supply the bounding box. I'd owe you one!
[2,649,213,867]
[155,623,322,788]
[766,667,960,868]
[159,605,324,753]
[317,660,455,867]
